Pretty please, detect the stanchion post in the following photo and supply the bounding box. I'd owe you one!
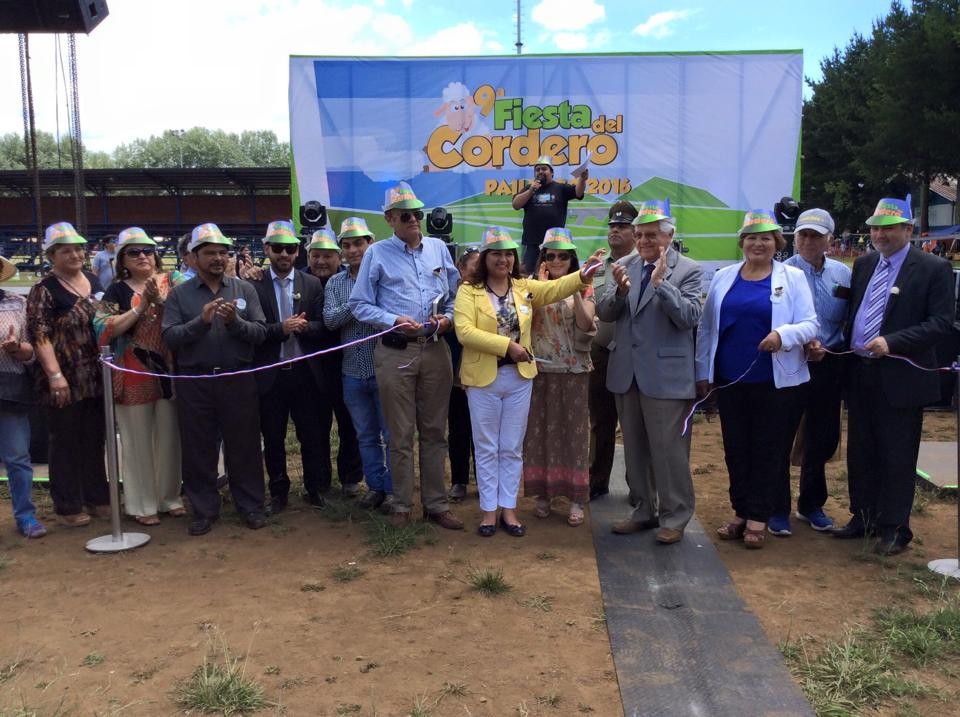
[927,353,960,580]
[85,347,150,553]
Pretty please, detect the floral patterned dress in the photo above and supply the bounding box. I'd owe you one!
[522,286,596,502]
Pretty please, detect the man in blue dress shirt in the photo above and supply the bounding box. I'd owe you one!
[348,182,463,530]
[773,209,852,536]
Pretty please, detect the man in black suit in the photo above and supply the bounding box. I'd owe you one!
[250,221,331,512]
[834,196,954,555]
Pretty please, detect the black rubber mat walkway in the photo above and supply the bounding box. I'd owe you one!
[591,447,813,717]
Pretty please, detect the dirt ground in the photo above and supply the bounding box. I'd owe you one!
[0,411,958,716]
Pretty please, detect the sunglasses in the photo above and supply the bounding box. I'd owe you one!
[397,210,424,223]
[124,247,156,257]
[544,252,571,262]
[269,244,300,255]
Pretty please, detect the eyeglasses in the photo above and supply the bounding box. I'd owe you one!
[544,252,571,262]
[398,210,424,223]
[269,244,299,255]
[124,247,156,257]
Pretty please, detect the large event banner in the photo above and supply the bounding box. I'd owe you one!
[289,52,802,263]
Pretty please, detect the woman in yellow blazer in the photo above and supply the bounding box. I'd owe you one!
[455,226,603,537]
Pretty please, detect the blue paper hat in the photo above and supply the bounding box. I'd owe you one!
[866,195,913,226]
[632,199,673,225]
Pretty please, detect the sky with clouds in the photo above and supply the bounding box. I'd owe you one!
[0,0,898,152]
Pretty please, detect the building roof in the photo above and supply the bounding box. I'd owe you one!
[0,167,291,196]
[930,176,957,203]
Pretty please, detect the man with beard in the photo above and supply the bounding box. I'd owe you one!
[512,156,587,275]
[249,221,330,513]
[348,182,463,529]
[162,223,267,536]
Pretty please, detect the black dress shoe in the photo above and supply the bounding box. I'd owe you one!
[873,536,909,556]
[477,522,497,537]
[304,492,325,508]
[341,483,361,499]
[244,512,267,530]
[358,490,385,510]
[831,519,866,539]
[187,516,218,536]
[266,495,288,516]
[589,487,609,500]
[378,495,397,515]
[499,515,526,537]
[448,484,467,502]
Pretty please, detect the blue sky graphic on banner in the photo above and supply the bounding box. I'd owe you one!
[289,52,802,259]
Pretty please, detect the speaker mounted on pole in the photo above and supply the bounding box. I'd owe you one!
[0,0,109,34]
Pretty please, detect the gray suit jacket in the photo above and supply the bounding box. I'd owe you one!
[596,248,702,400]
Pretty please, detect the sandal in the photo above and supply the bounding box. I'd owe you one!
[57,513,91,527]
[166,507,187,517]
[534,498,551,519]
[135,515,161,526]
[567,502,584,527]
[743,526,766,549]
[716,520,746,540]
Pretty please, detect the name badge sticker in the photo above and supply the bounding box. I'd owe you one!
[235,298,247,311]
[770,286,784,304]
[519,304,530,315]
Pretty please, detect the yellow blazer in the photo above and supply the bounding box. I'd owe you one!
[454,271,589,388]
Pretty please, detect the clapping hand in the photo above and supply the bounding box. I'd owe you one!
[142,277,161,305]
[611,262,630,296]
[282,312,308,335]
[651,246,668,288]
[537,261,550,281]
[216,299,238,324]
[578,248,606,280]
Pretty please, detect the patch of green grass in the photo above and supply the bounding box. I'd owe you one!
[0,656,28,683]
[176,650,266,716]
[366,517,436,558]
[81,652,105,667]
[300,581,326,592]
[874,600,960,666]
[521,595,553,612]
[336,705,361,716]
[783,635,930,715]
[408,694,431,717]
[320,496,369,524]
[535,551,557,561]
[468,566,511,596]
[438,681,467,699]
[536,693,561,708]
[590,607,607,631]
[0,555,14,571]
[577,703,594,713]
[332,563,365,582]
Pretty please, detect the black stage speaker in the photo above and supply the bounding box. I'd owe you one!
[0,0,109,34]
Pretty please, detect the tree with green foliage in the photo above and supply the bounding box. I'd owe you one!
[112,127,289,168]
[0,130,111,170]
[803,0,960,232]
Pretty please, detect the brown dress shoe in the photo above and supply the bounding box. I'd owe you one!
[655,527,683,544]
[611,517,660,534]
[57,513,91,527]
[426,510,464,530]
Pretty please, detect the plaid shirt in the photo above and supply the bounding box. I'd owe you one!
[324,270,376,379]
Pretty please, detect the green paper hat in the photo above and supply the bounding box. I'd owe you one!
[383,181,424,211]
[739,209,781,235]
[307,229,340,252]
[117,226,156,249]
[534,155,553,167]
[540,227,577,251]
[480,226,520,251]
[188,223,234,252]
[632,199,673,226]
[43,222,87,252]
[263,219,300,245]
[338,216,374,241]
[865,195,913,226]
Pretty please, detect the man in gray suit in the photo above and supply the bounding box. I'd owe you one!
[596,199,702,544]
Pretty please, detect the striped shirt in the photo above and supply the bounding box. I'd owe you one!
[784,253,852,349]
[324,271,376,379]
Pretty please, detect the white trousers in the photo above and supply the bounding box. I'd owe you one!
[115,399,184,517]
[466,366,533,511]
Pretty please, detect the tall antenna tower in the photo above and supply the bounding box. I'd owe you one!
[515,0,523,55]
